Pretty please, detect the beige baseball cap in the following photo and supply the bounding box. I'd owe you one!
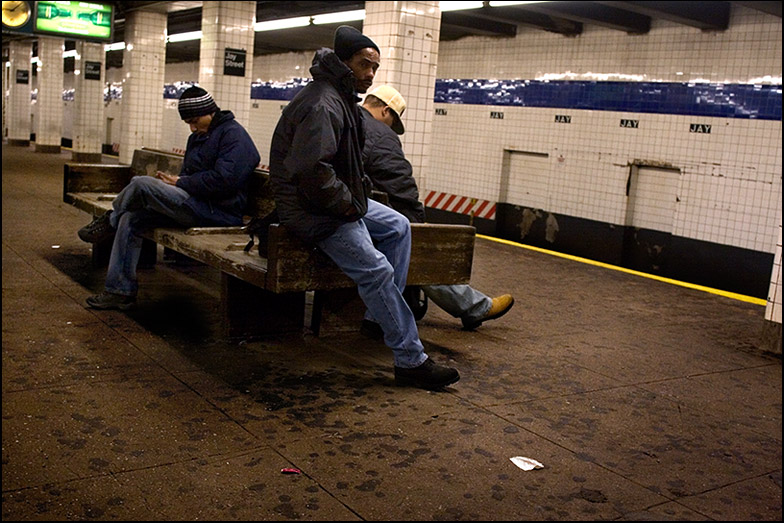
[367,85,407,134]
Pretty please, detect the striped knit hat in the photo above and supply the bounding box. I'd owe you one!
[178,86,219,120]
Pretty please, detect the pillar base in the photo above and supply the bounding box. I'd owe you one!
[8,139,30,147]
[35,144,61,154]
[760,319,782,356]
[71,152,103,163]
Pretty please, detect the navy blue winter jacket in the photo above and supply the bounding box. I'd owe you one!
[176,110,260,226]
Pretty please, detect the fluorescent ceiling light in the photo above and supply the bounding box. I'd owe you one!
[312,9,365,24]
[62,50,79,59]
[167,30,202,43]
[440,1,484,11]
[104,42,126,52]
[489,1,548,6]
[255,16,311,31]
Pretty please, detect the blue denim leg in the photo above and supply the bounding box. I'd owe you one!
[105,176,199,296]
[109,176,197,228]
[316,201,428,369]
[362,199,412,291]
[423,284,492,323]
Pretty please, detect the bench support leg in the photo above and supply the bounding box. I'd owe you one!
[311,288,365,337]
[221,275,305,339]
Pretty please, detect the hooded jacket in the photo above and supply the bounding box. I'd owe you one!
[269,48,371,244]
[176,110,260,226]
[359,106,426,224]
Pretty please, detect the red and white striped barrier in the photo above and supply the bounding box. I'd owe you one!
[424,190,496,220]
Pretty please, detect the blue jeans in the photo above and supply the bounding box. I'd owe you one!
[105,176,199,296]
[317,199,428,369]
[423,284,492,323]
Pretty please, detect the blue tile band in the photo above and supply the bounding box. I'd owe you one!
[433,79,782,120]
[154,78,781,120]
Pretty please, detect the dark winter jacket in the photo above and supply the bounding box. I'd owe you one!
[269,48,371,244]
[176,110,260,226]
[359,106,426,224]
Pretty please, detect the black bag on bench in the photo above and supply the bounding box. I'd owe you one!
[243,209,279,258]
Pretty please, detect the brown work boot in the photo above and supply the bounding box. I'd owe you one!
[462,294,515,330]
[395,357,460,390]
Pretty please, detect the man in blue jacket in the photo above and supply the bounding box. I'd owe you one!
[79,86,260,310]
[269,26,459,390]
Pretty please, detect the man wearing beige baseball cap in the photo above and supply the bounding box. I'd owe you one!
[360,85,515,333]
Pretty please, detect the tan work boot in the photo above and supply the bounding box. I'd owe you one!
[462,294,515,330]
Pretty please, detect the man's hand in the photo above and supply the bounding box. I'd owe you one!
[156,171,179,186]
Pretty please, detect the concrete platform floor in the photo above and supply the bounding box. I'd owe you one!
[2,142,781,521]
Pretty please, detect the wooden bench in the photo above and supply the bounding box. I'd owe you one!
[64,148,476,338]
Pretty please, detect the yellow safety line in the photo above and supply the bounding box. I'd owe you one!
[477,234,768,306]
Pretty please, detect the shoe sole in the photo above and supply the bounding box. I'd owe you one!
[86,300,135,311]
[78,231,115,244]
[462,298,515,331]
[395,374,460,390]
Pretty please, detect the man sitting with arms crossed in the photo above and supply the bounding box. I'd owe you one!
[269,26,459,390]
[78,86,260,310]
[359,85,515,333]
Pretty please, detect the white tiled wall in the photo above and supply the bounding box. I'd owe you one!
[364,1,441,190]
[429,6,781,257]
[198,1,256,124]
[7,41,32,141]
[246,100,287,168]
[72,41,104,154]
[35,38,64,147]
[251,52,313,83]
[118,9,167,163]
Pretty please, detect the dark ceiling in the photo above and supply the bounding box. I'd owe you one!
[4,1,782,69]
[111,1,781,68]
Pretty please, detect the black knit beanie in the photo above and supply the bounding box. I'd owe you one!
[178,86,219,120]
[334,25,380,61]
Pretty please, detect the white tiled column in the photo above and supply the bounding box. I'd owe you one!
[35,37,64,153]
[763,222,782,354]
[363,1,441,191]
[71,41,105,162]
[118,9,167,165]
[7,41,33,146]
[2,57,7,138]
[198,1,256,127]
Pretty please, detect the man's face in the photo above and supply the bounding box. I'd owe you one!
[345,48,381,94]
[184,113,212,134]
[364,103,397,130]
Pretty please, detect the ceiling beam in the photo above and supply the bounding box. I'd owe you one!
[596,1,730,30]
[508,1,651,34]
[473,6,583,36]
[440,11,517,38]
[730,1,782,17]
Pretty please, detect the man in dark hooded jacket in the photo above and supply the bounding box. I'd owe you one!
[269,26,459,390]
[360,85,515,331]
[79,86,260,310]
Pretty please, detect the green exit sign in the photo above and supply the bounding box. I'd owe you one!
[34,1,113,41]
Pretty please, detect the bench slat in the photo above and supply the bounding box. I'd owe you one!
[151,229,269,289]
[264,222,475,293]
[66,192,115,215]
[63,164,131,202]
